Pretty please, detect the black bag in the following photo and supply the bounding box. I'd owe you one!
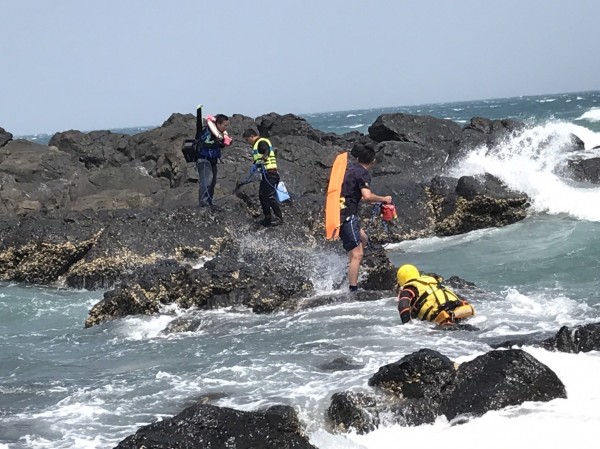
[181,139,198,163]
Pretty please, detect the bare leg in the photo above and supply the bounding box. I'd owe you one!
[348,242,364,287]
[360,229,368,247]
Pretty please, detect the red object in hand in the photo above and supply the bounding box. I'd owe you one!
[381,203,397,222]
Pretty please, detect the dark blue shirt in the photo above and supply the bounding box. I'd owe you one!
[341,163,371,218]
[197,126,225,159]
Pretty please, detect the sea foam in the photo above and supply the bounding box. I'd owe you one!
[450,121,600,221]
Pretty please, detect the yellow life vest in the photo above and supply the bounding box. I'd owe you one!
[404,275,474,325]
[252,137,277,170]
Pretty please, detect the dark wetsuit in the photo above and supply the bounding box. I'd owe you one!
[256,140,282,224]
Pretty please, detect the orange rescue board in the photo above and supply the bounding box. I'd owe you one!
[325,152,348,239]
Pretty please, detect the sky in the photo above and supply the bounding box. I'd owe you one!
[1,0,599,135]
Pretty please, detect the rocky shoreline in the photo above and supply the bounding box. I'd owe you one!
[2,111,600,447]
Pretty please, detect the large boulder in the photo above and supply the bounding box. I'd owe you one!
[0,126,12,148]
[368,113,462,152]
[0,140,86,215]
[328,348,566,434]
[327,391,380,434]
[115,403,318,449]
[49,129,133,169]
[567,157,600,184]
[441,349,566,420]
[368,349,456,401]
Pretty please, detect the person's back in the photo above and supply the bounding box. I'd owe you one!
[340,163,370,220]
[396,264,475,325]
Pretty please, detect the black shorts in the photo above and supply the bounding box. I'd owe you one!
[339,215,362,251]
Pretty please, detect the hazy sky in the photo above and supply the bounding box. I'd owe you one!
[1,0,599,135]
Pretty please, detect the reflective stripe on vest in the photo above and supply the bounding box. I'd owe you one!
[404,276,461,322]
[252,137,277,170]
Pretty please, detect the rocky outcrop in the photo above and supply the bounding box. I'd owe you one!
[567,157,600,184]
[488,321,600,354]
[327,348,566,434]
[542,322,600,353]
[115,403,318,449]
[0,112,540,327]
[0,127,12,148]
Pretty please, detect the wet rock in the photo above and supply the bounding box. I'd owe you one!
[115,403,318,449]
[318,357,365,372]
[433,174,529,236]
[441,349,566,420]
[460,117,524,155]
[567,157,600,184]
[330,348,566,434]
[490,322,600,353]
[542,322,600,353]
[327,391,380,434]
[368,349,456,402]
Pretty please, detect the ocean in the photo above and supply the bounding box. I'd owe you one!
[2,91,600,448]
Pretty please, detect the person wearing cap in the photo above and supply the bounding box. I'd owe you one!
[396,264,475,325]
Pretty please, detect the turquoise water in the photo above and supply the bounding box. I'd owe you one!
[2,91,600,448]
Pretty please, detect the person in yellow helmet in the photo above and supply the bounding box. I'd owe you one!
[396,264,475,326]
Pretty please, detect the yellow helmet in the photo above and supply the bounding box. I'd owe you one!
[397,264,420,287]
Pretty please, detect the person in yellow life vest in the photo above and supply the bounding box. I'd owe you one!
[396,264,475,326]
[243,129,284,227]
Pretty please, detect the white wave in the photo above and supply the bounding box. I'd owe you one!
[478,288,592,332]
[330,348,600,449]
[538,98,557,103]
[110,314,176,341]
[575,107,600,123]
[386,227,503,253]
[342,124,365,129]
[450,121,600,221]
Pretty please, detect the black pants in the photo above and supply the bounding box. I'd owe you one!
[259,171,282,221]
[197,158,218,206]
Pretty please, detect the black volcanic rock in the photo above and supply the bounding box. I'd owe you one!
[542,322,600,353]
[115,403,318,449]
[441,349,566,420]
[567,157,600,184]
[329,348,566,434]
[0,127,12,148]
[1,111,536,325]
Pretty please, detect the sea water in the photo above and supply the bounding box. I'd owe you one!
[2,90,600,448]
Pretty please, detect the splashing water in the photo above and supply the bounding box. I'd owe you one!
[450,121,600,221]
